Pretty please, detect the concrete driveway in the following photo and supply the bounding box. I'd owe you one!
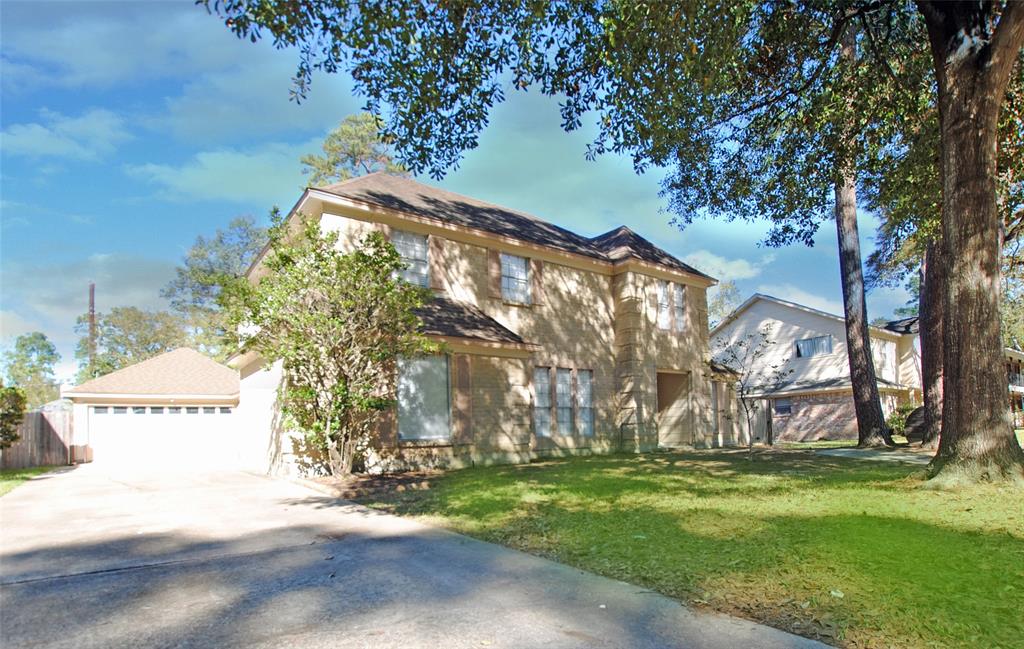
[1,465,825,649]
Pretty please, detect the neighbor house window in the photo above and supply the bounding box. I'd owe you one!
[577,369,594,437]
[556,368,574,434]
[150,407,165,414]
[774,398,793,415]
[500,253,531,304]
[392,229,429,287]
[657,281,671,330]
[711,381,721,435]
[534,367,552,437]
[673,284,686,332]
[93,406,108,414]
[795,335,833,358]
[397,355,451,441]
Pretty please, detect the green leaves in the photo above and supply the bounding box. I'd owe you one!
[0,382,27,450]
[224,214,434,474]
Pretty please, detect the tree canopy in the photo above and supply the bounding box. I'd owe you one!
[2,332,61,409]
[301,111,407,186]
[223,215,436,474]
[74,307,189,383]
[162,215,267,360]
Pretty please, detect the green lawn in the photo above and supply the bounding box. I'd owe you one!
[0,466,58,497]
[361,451,1024,648]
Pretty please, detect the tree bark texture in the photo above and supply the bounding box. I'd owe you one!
[919,0,1024,482]
[920,241,944,450]
[835,174,894,447]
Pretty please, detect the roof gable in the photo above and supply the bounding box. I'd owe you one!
[711,293,905,339]
[68,348,239,396]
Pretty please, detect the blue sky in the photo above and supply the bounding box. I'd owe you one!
[0,1,909,382]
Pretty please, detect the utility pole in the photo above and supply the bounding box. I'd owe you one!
[88,282,96,378]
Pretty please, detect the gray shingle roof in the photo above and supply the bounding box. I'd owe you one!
[884,316,920,335]
[317,173,711,279]
[415,296,526,345]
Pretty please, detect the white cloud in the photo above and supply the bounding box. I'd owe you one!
[1,4,246,90]
[0,310,37,342]
[125,138,318,205]
[681,250,774,281]
[1,108,130,160]
[755,283,845,316]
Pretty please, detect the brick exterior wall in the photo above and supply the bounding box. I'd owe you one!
[770,390,902,442]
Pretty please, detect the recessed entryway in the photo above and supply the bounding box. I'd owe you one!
[656,371,692,447]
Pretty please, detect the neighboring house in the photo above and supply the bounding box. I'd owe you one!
[710,294,921,443]
[65,348,240,468]
[879,316,1024,429]
[1009,348,1024,428]
[231,172,726,474]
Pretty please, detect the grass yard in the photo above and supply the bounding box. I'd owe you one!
[0,466,58,497]
[360,450,1024,648]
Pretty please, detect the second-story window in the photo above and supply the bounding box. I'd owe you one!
[657,281,671,330]
[392,229,429,287]
[673,283,686,332]
[501,253,531,304]
[795,335,833,358]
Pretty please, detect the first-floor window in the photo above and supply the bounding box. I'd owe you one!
[112,407,127,414]
[556,368,573,434]
[576,369,594,437]
[93,406,108,414]
[168,407,181,414]
[534,367,552,437]
[150,407,165,414]
[397,355,451,440]
[774,398,793,415]
[132,406,145,415]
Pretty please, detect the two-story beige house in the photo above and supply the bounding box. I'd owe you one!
[230,173,724,474]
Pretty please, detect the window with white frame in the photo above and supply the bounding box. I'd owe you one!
[673,283,686,332]
[533,367,552,437]
[397,355,451,440]
[392,230,429,287]
[576,369,594,437]
[795,335,833,358]
[657,281,671,330]
[501,253,531,304]
[556,368,573,434]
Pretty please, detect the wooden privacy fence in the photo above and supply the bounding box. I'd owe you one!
[0,409,74,470]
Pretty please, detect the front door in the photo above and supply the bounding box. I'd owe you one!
[656,372,691,447]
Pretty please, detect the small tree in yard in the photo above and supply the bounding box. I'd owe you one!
[714,324,792,459]
[224,215,435,475]
[0,382,27,450]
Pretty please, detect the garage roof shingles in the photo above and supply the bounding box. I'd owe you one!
[68,348,239,396]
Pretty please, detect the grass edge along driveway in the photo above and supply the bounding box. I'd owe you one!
[0,466,58,497]
[359,450,1024,648]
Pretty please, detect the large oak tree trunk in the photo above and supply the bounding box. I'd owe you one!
[835,175,893,447]
[919,1,1024,483]
[920,241,944,450]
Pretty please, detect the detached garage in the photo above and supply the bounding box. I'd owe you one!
[66,348,240,470]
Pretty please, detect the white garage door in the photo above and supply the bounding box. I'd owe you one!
[88,405,239,470]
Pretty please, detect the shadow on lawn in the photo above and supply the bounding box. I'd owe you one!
[360,453,1022,648]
